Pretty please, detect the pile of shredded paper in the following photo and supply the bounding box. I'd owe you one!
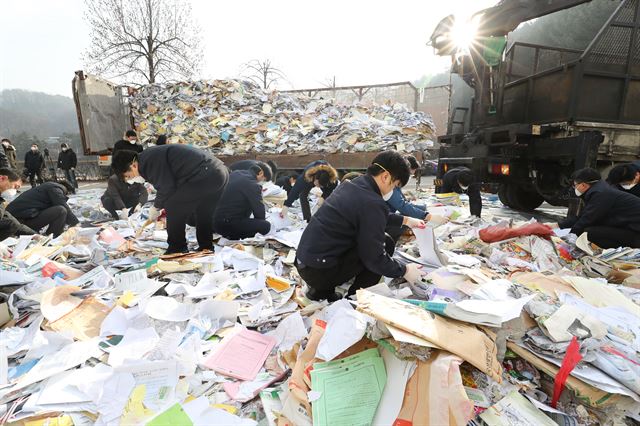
[1,182,640,426]
[129,79,437,155]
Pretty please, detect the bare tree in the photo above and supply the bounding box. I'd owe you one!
[242,59,287,89]
[83,0,204,84]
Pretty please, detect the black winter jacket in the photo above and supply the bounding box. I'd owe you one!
[101,175,148,210]
[57,149,77,170]
[24,151,44,172]
[297,174,406,279]
[559,180,640,235]
[438,167,482,217]
[6,182,79,226]
[137,145,228,208]
[214,170,265,221]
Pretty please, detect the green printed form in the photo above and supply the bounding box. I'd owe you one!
[310,350,387,426]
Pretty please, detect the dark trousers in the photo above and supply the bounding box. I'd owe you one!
[214,218,271,240]
[585,226,640,249]
[64,169,77,189]
[299,187,313,222]
[296,234,395,299]
[102,197,136,220]
[20,206,67,237]
[26,169,43,188]
[164,172,227,253]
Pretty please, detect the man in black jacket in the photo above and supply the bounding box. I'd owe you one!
[24,144,45,188]
[112,130,143,157]
[296,151,426,301]
[606,162,640,198]
[0,168,35,241]
[281,160,338,222]
[558,168,640,248]
[57,143,78,190]
[112,145,228,254]
[214,166,271,240]
[229,159,277,182]
[7,181,78,237]
[101,174,148,220]
[275,174,297,196]
[437,166,482,217]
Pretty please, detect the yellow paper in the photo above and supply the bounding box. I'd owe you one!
[25,416,74,426]
[121,385,156,425]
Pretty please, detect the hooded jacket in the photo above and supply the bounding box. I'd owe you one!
[297,174,406,279]
[284,161,338,208]
[559,180,640,235]
[6,182,79,226]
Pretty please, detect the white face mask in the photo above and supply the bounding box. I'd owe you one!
[459,185,469,191]
[62,147,68,152]
[126,176,145,184]
[1,188,17,200]
[621,182,637,190]
[129,139,137,145]
[574,188,583,197]
[1,142,8,148]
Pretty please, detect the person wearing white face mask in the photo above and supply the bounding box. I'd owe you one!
[556,168,640,249]
[24,144,45,188]
[111,130,143,159]
[0,168,36,244]
[100,174,148,220]
[606,162,640,198]
[295,151,427,301]
[57,143,78,190]
[437,166,482,217]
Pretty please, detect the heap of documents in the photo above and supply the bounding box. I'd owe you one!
[129,79,437,155]
[1,181,640,425]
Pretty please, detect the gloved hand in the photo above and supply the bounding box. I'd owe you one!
[279,206,288,218]
[117,209,129,220]
[148,206,161,222]
[404,217,426,229]
[426,214,449,226]
[0,242,12,259]
[403,263,425,284]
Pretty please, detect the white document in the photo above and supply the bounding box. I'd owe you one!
[64,265,113,289]
[268,311,308,351]
[117,360,179,411]
[142,296,196,322]
[182,396,258,426]
[0,344,7,385]
[114,269,147,291]
[12,235,36,258]
[37,369,94,405]
[0,270,32,286]
[238,264,267,293]
[316,304,370,361]
[108,327,160,367]
[373,347,416,425]
[267,210,292,231]
[543,304,607,342]
[565,276,640,318]
[455,295,535,324]
[14,338,102,389]
[386,323,441,349]
[413,227,448,267]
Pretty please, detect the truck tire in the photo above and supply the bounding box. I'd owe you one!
[498,184,512,207]
[508,184,544,211]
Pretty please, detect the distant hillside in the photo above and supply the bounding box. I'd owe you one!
[0,89,79,139]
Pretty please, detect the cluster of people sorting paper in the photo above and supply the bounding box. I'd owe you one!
[1,136,640,425]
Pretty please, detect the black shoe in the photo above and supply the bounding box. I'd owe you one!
[164,247,189,255]
[306,287,342,302]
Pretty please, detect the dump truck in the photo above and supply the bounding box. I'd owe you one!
[430,0,640,211]
[71,73,437,176]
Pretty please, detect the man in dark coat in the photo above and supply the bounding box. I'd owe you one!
[0,168,35,241]
[112,145,228,254]
[229,159,277,182]
[296,151,426,301]
[24,144,45,188]
[112,130,143,157]
[558,168,640,248]
[101,174,148,220]
[57,143,78,189]
[281,160,338,222]
[437,166,482,217]
[214,166,271,240]
[7,181,78,237]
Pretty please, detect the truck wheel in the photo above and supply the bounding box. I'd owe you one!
[498,184,512,207]
[508,185,544,211]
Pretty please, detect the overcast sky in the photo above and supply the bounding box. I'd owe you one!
[0,0,496,98]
